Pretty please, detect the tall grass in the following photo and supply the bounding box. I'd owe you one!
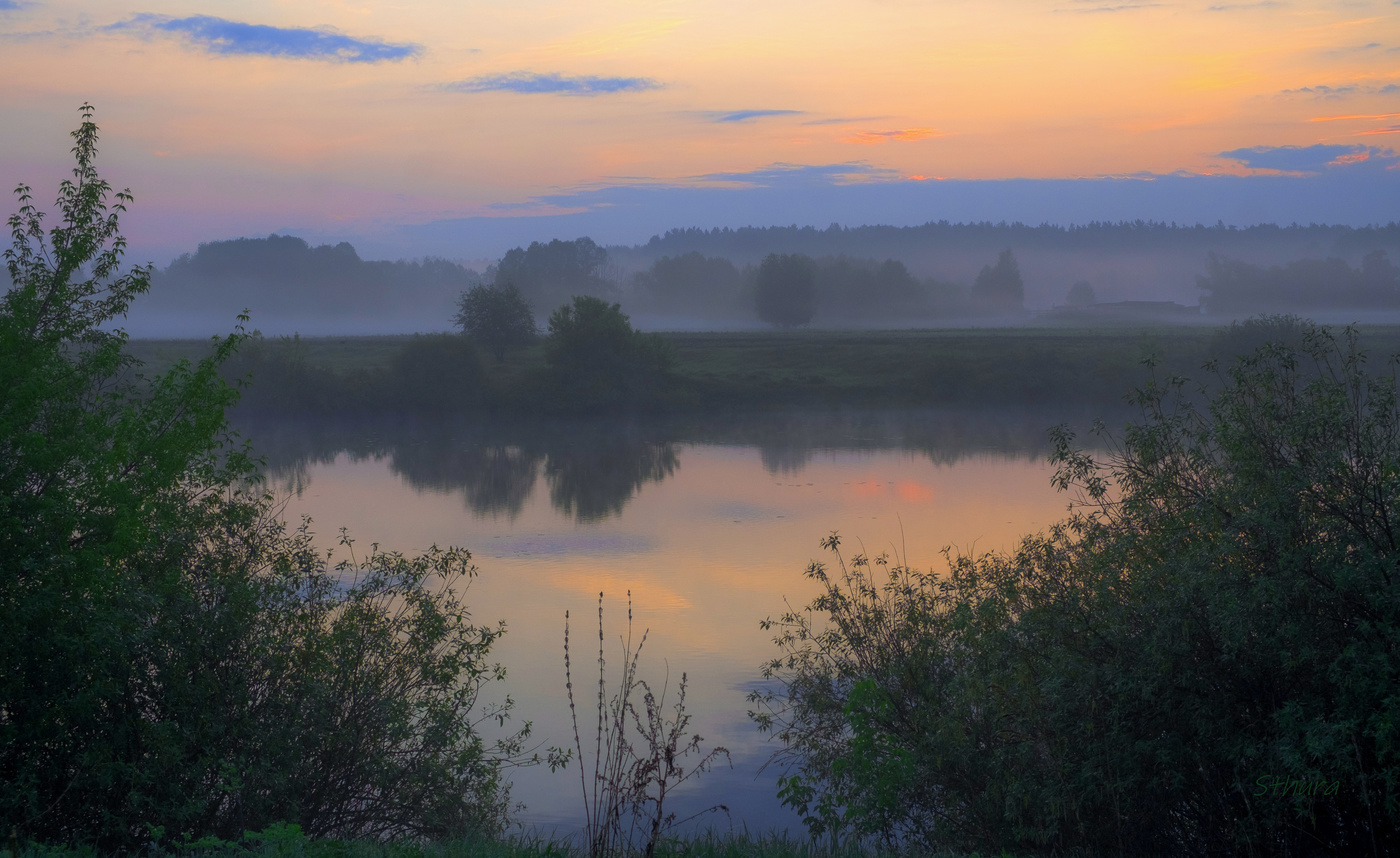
[564,594,730,858]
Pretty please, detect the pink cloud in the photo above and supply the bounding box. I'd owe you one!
[842,127,944,145]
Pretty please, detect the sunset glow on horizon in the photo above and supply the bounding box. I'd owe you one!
[2,0,1397,260]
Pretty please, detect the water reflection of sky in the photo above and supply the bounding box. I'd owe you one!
[253,412,1096,836]
[483,532,655,557]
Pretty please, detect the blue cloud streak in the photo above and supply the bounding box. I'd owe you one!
[443,72,661,95]
[707,109,804,123]
[110,14,420,63]
[1220,144,1380,172]
[387,155,1400,261]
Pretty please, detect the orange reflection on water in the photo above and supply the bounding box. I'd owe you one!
[274,442,1071,829]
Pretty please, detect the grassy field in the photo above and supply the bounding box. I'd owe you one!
[127,334,419,376]
[126,322,1400,415]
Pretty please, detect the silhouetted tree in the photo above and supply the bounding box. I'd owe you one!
[495,237,612,314]
[971,249,1024,311]
[1198,250,1400,314]
[755,253,818,329]
[545,296,674,411]
[632,252,743,318]
[1066,280,1095,305]
[454,282,537,362]
[815,257,926,322]
[146,235,480,330]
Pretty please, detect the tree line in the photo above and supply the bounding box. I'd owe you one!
[133,226,1400,335]
[620,220,1400,262]
[1198,249,1400,314]
[474,239,1028,327]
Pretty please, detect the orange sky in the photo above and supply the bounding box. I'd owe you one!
[1,0,1396,258]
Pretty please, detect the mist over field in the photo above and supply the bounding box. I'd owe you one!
[123,220,1400,338]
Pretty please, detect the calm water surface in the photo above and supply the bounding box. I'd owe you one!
[241,409,1109,836]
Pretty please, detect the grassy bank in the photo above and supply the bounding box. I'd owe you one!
[1,830,1007,858]
[126,324,1341,416]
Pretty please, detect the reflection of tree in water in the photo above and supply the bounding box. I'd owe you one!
[391,440,544,520]
[544,439,679,521]
[233,406,1115,522]
[759,444,812,475]
[238,416,684,522]
[389,424,676,521]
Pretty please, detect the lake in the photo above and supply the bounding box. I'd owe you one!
[238,407,1115,837]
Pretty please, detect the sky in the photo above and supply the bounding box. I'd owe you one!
[1,0,1398,263]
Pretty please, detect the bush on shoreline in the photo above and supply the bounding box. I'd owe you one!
[754,320,1400,855]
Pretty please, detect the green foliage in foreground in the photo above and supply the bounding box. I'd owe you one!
[753,319,1400,855]
[2,108,522,850]
[0,827,1011,858]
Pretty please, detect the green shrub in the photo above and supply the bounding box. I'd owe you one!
[223,334,369,413]
[1,106,520,850]
[385,333,491,413]
[755,320,1400,855]
[544,297,674,412]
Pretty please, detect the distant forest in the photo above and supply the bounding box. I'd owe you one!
[133,235,482,336]
[123,221,1400,336]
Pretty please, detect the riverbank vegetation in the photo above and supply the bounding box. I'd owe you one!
[2,108,530,850]
[0,829,961,858]
[11,108,1400,857]
[129,322,1400,417]
[753,319,1400,854]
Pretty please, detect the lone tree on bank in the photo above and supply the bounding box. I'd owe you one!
[455,281,537,362]
[755,253,818,329]
[545,295,673,410]
[971,248,1024,312]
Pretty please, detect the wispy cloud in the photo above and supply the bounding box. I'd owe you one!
[1280,82,1399,100]
[1282,84,1358,97]
[697,162,900,187]
[108,14,420,62]
[1219,143,1385,172]
[841,128,944,145]
[1357,126,1400,136]
[1056,2,1162,13]
[442,72,662,95]
[1309,112,1400,122]
[0,1,33,10]
[701,109,806,123]
[1207,1,1284,11]
[802,115,887,126]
